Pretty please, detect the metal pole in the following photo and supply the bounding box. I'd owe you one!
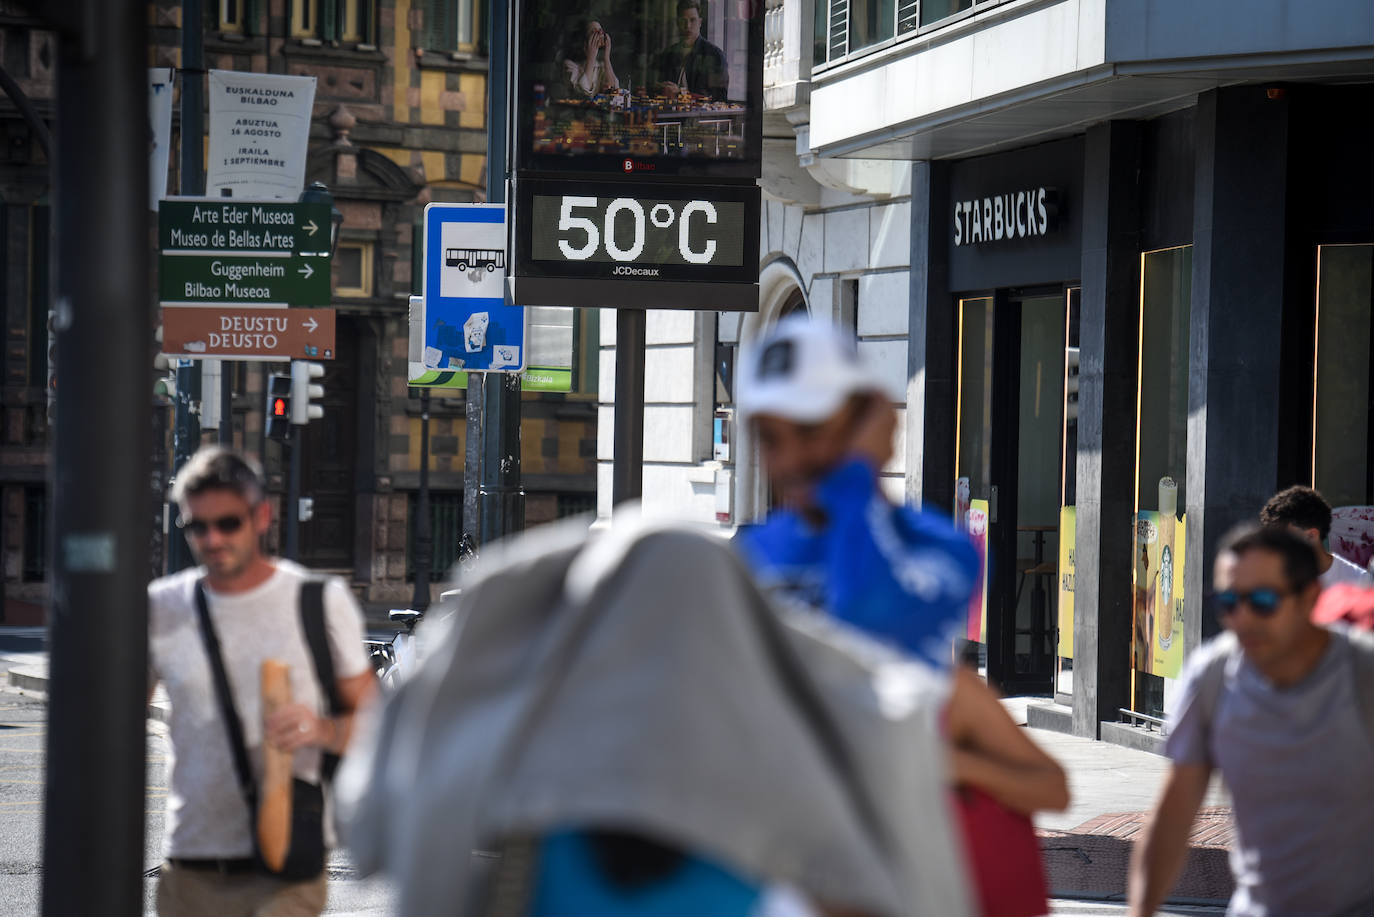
[463,373,482,542]
[219,362,233,445]
[168,0,205,572]
[475,0,524,544]
[612,308,646,507]
[412,389,432,609]
[285,423,301,561]
[42,0,149,913]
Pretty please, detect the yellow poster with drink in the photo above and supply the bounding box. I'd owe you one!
[965,499,989,643]
[1057,506,1075,659]
[1151,513,1185,679]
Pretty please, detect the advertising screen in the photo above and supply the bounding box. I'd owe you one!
[515,0,763,178]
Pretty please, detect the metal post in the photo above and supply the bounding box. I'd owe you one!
[41,0,150,913]
[474,0,524,544]
[480,371,524,543]
[168,0,205,572]
[412,389,432,609]
[219,361,233,445]
[612,308,646,506]
[463,373,482,542]
[285,424,301,561]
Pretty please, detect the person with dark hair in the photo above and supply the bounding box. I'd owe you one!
[563,18,619,97]
[149,445,374,916]
[1128,524,1374,917]
[1260,484,1371,588]
[654,0,728,100]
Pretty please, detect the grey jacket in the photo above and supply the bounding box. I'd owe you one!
[337,515,973,917]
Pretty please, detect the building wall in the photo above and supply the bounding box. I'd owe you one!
[0,1,598,620]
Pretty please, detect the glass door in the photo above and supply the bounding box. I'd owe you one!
[956,291,1065,695]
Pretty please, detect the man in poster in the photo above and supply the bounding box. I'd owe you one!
[655,0,729,100]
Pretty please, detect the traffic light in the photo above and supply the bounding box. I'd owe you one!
[290,361,325,425]
[266,373,292,440]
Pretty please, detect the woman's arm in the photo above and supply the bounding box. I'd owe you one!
[600,32,619,91]
[945,667,1070,815]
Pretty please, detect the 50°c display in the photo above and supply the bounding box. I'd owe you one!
[531,194,745,268]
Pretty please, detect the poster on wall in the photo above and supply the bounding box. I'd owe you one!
[966,500,989,643]
[1057,506,1075,659]
[1152,514,1185,679]
[1331,506,1374,570]
[206,70,317,200]
[1133,504,1187,679]
[1132,511,1162,674]
[148,68,174,210]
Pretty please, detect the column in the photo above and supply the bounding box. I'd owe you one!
[1072,120,1142,738]
[1185,87,1289,652]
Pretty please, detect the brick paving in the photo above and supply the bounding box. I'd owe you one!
[1038,807,1234,902]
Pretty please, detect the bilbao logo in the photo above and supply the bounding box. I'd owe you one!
[623,159,634,173]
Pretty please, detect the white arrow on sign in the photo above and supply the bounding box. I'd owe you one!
[303,219,319,237]
[298,263,314,280]
[302,317,319,333]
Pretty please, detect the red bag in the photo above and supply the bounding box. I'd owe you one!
[953,786,1049,917]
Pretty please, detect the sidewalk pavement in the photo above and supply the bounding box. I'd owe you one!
[1007,699,1232,907]
[1,646,1231,910]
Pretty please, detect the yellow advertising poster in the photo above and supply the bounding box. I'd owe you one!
[966,499,989,644]
[1133,511,1162,674]
[1152,513,1185,679]
[1057,506,1075,659]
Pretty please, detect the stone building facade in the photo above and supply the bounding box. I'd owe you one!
[0,0,598,621]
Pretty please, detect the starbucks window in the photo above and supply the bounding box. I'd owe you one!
[1132,245,1192,716]
[1312,244,1374,571]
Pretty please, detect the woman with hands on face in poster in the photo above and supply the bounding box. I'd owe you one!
[564,19,620,97]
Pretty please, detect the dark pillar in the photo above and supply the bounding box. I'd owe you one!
[612,308,646,506]
[168,0,205,574]
[1072,121,1142,739]
[473,0,524,545]
[412,389,432,609]
[1185,87,1290,651]
[908,159,956,512]
[42,0,150,912]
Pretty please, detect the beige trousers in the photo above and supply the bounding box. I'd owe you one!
[156,861,327,917]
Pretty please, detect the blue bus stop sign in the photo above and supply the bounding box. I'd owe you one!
[420,203,525,374]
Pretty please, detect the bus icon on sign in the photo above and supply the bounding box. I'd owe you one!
[445,248,505,273]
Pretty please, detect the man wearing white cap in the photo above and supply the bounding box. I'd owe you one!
[734,316,980,667]
[733,319,1070,917]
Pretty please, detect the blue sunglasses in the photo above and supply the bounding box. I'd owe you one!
[1213,588,1288,617]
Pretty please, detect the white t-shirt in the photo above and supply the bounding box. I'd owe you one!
[148,560,369,858]
[1321,553,1372,589]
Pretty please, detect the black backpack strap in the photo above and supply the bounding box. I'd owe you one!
[299,578,344,781]
[192,580,259,810]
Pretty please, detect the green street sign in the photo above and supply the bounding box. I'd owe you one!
[159,253,330,306]
[408,366,573,393]
[158,200,332,256]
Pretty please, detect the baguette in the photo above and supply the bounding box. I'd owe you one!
[259,659,293,872]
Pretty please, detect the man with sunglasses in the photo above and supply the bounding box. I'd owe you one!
[147,446,372,916]
[1129,525,1374,917]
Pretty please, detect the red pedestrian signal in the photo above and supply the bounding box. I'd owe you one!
[265,374,292,440]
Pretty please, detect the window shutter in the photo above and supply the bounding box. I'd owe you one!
[897,0,918,34]
[321,0,339,42]
[420,0,453,52]
[828,0,849,60]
